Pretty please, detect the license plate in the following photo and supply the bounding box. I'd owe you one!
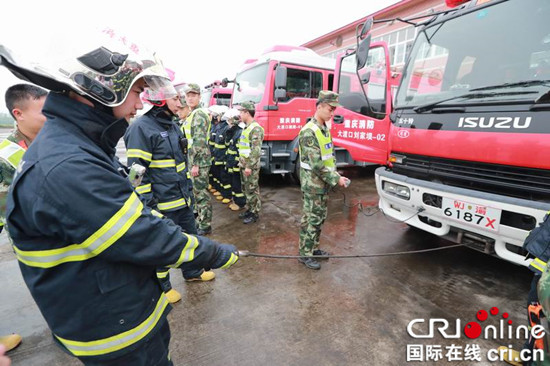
[441,198,501,231]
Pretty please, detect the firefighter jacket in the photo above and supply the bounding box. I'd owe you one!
[0,129,29,229]
[6,93,238,362]
[298,117,340,194]
[523,211,550,274]
[225,124,242,173]
[124,107,192,212]
[181,108,211,168]
[209,120,219,157]
[213,122,229,167]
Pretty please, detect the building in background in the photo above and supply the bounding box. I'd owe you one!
[302,0,447,94]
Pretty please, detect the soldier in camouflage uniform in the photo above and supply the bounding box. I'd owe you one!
[182,83,213,235]
[237,101,264,224]
[298,91,349,270]
[0,84,47,352]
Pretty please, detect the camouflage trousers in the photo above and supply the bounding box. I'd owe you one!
[191,166,212,230]
[240,168,261,214]
[299,192,328,256]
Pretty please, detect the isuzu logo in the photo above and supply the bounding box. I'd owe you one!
[397,130,410,138]
[458,117,532,129]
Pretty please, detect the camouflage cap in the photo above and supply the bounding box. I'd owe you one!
[317,90,341,107]
[185,83,201,94]
[237,101,255,112]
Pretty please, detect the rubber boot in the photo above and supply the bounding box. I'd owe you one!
[0,334,22,352]
[186,270,216,282]
[229,203,241,211]
[165,289,181,304]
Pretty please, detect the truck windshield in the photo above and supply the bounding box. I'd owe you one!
[232,63,269,105]
[395,0,550,109]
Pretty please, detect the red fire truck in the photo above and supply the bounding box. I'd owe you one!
[228,45,365,176]
[338,0,550,266]
[202,81,232,107]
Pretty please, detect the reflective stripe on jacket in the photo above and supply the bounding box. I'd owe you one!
[124,108,192,212]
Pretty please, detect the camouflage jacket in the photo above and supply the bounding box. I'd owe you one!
[0,129,30,227]
[239,120,264,170]
[188,108,211,168]
[298,117,340,194]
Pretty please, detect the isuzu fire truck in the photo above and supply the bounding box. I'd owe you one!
[228,45,368,177]
[341,0,550,266]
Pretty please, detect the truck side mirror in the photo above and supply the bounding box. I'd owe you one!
[275,66,287,89]
[356,34,372,70]
[274,88,287,101]
[359,18,373,39]
[274,65,287,102]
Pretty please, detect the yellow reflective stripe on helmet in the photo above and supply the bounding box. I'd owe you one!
[220,252,238,269]
[168,234,199,268]
[156,269,169,279]
[0,139,25,169]
[157,198,187,211]
[135,184,151,194]
[14,193,143,268]
[127,149,152,162]
[55,295,169,357]
[176,162,186,172]
[149,159,176,168]
[530,257,547,273]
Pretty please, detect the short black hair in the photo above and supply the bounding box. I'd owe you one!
[5,84,48,118]
[249,109,255,118]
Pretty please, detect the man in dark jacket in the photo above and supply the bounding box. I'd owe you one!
[1,34,238,366]
[125,91,215,305]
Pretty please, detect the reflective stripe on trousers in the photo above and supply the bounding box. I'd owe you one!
[55,295,170,357]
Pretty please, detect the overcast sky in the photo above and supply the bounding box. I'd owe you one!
[0,0,399,113]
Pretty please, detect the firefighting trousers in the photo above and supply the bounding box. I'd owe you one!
[230,170,246,208]
[79,320,173,366]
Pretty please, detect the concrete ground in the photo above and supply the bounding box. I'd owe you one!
[1,166,533,365]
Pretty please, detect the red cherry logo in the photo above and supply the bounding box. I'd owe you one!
[490,307,499,315]
[464,322,482,339]
[477,310,488,321]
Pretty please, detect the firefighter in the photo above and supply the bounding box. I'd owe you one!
[124,82,215,305]
[224,110,246,211]
[297,91,349,270]
[182,84,213,235]
[0,84,48,354]
[208,110,220,195]
[1,34,238,366]
[212,111,231,204]
[237,101,264,224]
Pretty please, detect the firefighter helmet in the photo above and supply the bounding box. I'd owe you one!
[0,27,176,107]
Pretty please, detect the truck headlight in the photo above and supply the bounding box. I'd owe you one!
[382,181,410,200]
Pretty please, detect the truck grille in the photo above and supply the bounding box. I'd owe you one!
[391,153,550,202]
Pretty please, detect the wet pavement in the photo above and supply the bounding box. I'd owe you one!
[0,166,534,365]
